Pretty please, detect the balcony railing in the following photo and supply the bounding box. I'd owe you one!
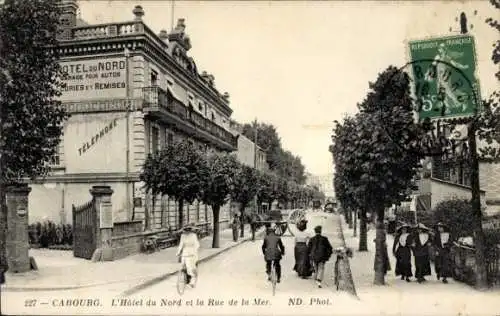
[142,86,237,148]
[65,21,159,43]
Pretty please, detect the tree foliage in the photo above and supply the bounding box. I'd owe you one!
[331,66,423,285]
[0,0,68,282]
[0,0,68,182]
[140,140,206,228]
[241,122,306,184]
[199,152,239,248]
[231,164,259,210]
[432,199,474,238]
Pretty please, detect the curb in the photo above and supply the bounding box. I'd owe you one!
[121,229,266,296]
[1,230,265,293]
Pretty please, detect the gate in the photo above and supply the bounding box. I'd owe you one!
[72,199,97,259]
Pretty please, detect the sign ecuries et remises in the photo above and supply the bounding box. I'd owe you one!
[60,57,127,101]
[408,35,481,121]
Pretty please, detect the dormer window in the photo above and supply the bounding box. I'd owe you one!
[198,103,203,112]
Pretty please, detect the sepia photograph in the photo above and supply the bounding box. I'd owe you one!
[0,0,499,315]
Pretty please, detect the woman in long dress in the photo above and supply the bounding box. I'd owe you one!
[293,219,312,278]
[411,223,432,283]
[392,224,413,282]
[434,222,453,284]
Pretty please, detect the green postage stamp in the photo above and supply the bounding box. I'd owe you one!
[408,35,481,120]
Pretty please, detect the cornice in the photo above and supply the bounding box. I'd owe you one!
[57,22,233,117]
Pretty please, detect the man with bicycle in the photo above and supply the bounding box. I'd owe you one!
[262,225,285,283]
[176,223,200,287]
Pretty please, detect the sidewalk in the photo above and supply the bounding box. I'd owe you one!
[341,217,500,316]
[1,226,263,292]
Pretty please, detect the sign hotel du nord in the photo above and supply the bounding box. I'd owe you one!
[60,57,127,101]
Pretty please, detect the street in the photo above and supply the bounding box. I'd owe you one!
[1,214,373,315]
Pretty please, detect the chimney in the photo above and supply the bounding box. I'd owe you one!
[222,92,230,101]
[133,5,145,21]
[159,29,169,43]
[57,0,79,40]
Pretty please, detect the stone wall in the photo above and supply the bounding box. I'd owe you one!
[110,220,144,260]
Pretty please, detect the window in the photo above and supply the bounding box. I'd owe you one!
[198,102,203,112]
[151,126,159,155]
[151,70,158,86]
[211,112,215,121]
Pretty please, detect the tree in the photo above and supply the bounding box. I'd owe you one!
[199,151,239,248]
[256,171,273,210]
[0,0,68,283]
[140,140,205,230]
[332,115,369,251]
[331,66,422,285]
[231,163,258,237]
[433,199,474,238]
[241,121,307,184]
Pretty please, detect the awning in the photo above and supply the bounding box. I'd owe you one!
[166,86,187,106]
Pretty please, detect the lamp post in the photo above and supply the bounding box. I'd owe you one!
[253,119,259,214]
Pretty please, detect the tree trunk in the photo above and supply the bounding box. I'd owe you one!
[212,204,220,248]
[239,203,246,238]
[468,122,488,289]
[144,192,151,231]
[0,184,7,284]
[373,207,387,285]
[347,209,353,229]
[178,199,184,229]
[359,210,368,252]
[353,209,357,237]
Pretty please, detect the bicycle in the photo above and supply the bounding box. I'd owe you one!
[176,263,188,295]
[176,261,198,295]
[269,260,278,296]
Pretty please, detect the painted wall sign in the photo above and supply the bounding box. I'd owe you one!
[64,113,128,174]
[78,119,118,156]
[60,57,127,101]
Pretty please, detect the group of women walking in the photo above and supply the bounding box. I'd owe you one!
[393,222,454,283]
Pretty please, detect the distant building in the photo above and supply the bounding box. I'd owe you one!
[28,1,238,231]
[229,120,268,171]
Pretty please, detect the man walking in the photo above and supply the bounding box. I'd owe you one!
[308,225,333,288]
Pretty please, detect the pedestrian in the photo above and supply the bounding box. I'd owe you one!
[293,219,313,278]
[411,223,432,283]
[434,222,453,284]
[392,224,413,282]
[308,225,333,288]
[262,226,285,283]
[176,223,200,287]
[231,214,240,242]
[250,212,258,241]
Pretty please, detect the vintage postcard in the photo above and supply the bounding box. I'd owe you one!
[1,0,500,315]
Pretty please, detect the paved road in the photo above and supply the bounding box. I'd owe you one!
[2,213,370,315]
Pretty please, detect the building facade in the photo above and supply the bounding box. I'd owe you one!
[28,1,238,231]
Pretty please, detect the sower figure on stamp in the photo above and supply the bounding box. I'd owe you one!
[411,223,432,283]
[262,225,285,283]
[308,225,333,288]
[393,224,413,282]
[434,222,453,284]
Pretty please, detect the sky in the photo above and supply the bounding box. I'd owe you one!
[78,0,499,181]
